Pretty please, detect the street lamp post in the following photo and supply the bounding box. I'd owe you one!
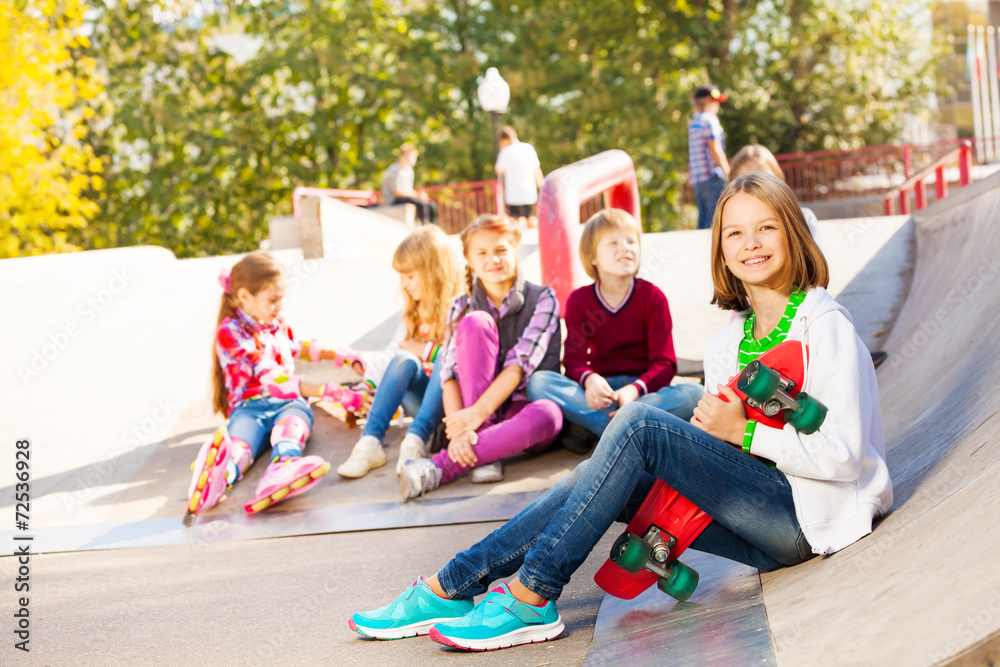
[477,67,510,161]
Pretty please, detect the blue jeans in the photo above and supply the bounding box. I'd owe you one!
[437,402,813,601]
[362,352,445,443]
[526,371,703,436]
[227,397,314,461]
[694,175,726,229]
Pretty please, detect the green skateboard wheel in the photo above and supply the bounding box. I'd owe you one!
[786,391,827,434]
[610,532,652,574]
[738,360,781,403]
[657,560,699,601]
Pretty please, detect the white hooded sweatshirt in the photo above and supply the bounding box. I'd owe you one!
[703,287,893,555]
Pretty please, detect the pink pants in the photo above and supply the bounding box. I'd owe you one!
[432,311,562,483]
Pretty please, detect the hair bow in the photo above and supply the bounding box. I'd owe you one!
[218,268,232,294]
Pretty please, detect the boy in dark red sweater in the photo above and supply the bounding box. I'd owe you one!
[526,209,702,453]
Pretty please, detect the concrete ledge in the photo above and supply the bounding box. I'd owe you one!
[298,196,414,259]
[371,203,417,226]
[267,214,300,250]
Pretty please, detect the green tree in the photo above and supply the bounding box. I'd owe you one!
[83,0,416,256]
[76,0,941,256]
[1,0,103,258]
[396,0,766,229]
[715,0,941,156]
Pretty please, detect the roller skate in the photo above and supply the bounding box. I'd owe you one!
[320,383,370,427]
[184,426,231,526]
[321,383,366,413]
[244,455,331,514]
[244,415,328,513]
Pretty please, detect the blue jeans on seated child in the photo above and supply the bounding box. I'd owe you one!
[362,352,445,444]
[227,396,314,461]
[526,370,703,437]
[437,402,813,601]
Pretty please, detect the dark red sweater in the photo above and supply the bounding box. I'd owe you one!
[562,278,677,394]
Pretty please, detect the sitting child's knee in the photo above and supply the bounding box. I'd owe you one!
[525,371,555,402]
[614,401,648,422]
[457,310,495,335]
[535,399,563,433]
[391,350,422,367]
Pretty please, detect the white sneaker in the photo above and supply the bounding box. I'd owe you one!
[399,458,442,501]
[469,461,504,484]
[337,436,386,478]
[396,433,428,474]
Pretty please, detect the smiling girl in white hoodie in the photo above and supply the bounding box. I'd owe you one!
[347,172,893,652]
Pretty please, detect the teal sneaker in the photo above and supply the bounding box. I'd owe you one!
[349,577,474,640]
[428,583,565,651]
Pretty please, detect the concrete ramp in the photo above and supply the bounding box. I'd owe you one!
[761,174,1000,665]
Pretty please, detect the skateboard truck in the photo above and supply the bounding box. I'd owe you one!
[738,359,828,434]
[610,525,700,601]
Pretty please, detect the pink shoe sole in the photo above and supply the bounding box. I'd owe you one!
[428,627,563,652]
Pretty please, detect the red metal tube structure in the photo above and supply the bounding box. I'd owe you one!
[883,140,973,215]
[537,149,641,312]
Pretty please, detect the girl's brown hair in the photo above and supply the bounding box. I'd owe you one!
[578,208,642,281]
[710,173,829,312]
[392,226,463,343]
[211,252,286,415]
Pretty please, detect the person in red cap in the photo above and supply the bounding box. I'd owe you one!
[688,85,731,229]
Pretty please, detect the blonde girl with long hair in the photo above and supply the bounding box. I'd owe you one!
[188,251,364,519]
[337,226,464,478]
[397,214,563,499]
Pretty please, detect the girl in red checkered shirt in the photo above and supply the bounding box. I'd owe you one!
[186,251,364,522]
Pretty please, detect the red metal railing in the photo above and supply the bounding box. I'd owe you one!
[775,140,979,203]
[579,192,608,223]
[882,141,973,215]
[420,180,504,234]
[291,181,503,235]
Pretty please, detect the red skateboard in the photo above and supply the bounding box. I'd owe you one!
[594,340,824,601]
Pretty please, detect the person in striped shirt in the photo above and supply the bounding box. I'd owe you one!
[398,214,563,499]
[688,85,730,229]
